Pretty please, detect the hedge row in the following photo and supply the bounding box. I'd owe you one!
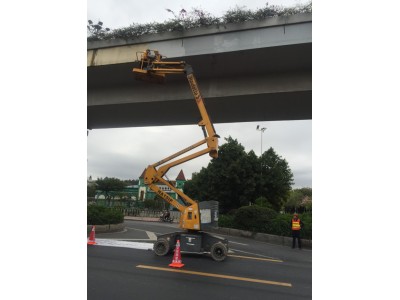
[218,205,312,239]
[87,204,124,225]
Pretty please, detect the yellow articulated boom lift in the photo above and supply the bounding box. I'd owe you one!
[133,49,229,261]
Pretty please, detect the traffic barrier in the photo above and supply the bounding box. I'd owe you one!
[87,225,96,245]
[169,240,184,268]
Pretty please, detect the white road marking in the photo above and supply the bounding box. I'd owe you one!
[146,231,158,240]
[125,227,162,235]
[230,248,280,260]
[93,239,153,250]
[95,228,128,234]
[228,241,248,246]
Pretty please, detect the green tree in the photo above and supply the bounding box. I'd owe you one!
[96,177,125,205]
[254,196,273,209]
[284,188,312,213]
[184,137,293,213]
[87,184,96,198]
[259,148,294,211]
[123,179,138,185]
[185,137,259,212]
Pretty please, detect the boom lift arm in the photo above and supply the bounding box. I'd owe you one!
[133,50,228,261]
[133,50,219,231]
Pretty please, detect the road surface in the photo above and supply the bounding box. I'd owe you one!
[88,220,311,299]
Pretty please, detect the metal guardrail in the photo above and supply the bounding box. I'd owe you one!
[114,207,181,219]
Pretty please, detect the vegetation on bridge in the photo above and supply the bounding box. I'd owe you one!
[87,1,312,41]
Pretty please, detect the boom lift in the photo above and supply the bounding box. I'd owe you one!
[133,49,229,261]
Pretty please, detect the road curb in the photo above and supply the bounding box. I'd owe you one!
[124,216,160,222]
[207,227,312,249]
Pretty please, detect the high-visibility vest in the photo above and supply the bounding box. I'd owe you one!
[292,219,301,230]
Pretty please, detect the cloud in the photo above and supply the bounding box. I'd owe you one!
[87,120,312,188]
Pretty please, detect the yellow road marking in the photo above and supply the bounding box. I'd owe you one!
[229,254,283,263]
[136,265,292,287]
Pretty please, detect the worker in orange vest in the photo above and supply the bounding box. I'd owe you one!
[291,213,304,249]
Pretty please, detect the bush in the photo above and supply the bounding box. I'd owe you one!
[87,204,124,225]
[218,214,235,228]
[299,212,312,239]
[254,196,274,209]
[267,214,292,236]
[219,206,312,239]
[233,205,277,232]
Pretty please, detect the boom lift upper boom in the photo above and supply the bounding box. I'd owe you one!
[133,49,228,261]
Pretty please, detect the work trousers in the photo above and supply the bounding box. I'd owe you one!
[292,230,302,248]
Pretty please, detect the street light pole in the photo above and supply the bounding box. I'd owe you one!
[256,125,267,156]
[256,125,267,176]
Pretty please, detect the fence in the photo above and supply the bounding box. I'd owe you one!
[115,207,181,219]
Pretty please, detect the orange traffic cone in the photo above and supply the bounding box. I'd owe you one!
[87,225,96,245]
[169,240,185,268]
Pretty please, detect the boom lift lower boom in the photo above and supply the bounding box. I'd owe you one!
[133,49,228,261]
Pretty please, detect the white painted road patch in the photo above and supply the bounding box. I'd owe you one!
[94,239,154,250]
[146,231,157,240]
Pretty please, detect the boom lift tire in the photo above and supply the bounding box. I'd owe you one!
[210,242,228,262]
[153,238,170,256]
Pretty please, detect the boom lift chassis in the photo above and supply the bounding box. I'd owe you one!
[133,50,228,261]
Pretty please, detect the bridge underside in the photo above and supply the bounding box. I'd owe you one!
[88,28,311,129]
[88,90,311,128]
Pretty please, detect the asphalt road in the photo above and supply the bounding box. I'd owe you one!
[88,220,311,300]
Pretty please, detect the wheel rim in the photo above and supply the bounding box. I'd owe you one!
[157,244,166,253]
[214,246,224,258]
[155,240,168,255]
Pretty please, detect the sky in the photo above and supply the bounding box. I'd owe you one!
[87,0,312,188]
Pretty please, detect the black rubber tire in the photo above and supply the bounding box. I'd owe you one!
[153,238,169,256]
[210,242,227,262]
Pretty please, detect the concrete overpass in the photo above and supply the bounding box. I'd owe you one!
[87,13,311,129]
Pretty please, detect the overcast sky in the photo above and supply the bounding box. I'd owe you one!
[87,0,312,188]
